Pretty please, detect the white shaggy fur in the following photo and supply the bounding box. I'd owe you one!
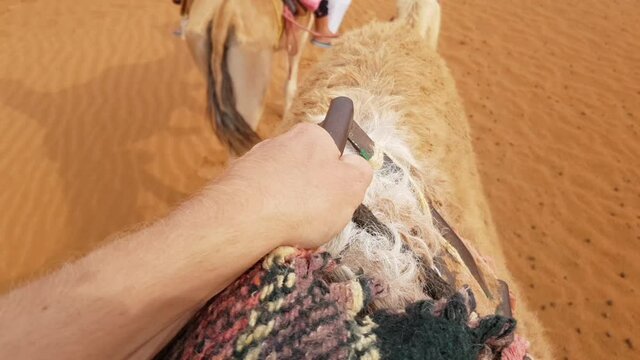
[308,90,447,308]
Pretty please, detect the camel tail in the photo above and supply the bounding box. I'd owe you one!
[205,16,261,154]
[396,0,441,49]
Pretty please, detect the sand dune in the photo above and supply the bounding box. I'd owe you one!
[0,0,224,289]
[0,0,638,358]
[437,2,639,358]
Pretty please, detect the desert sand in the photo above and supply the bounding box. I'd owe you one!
[0,0,638,358]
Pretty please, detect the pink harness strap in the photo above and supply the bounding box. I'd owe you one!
[283,7,339,38]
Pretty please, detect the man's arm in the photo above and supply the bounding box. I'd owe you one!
[0,124,372,359]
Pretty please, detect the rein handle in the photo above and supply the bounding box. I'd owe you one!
[320,97,354,155]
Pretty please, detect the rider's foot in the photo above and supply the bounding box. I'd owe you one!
[312,16,336,48]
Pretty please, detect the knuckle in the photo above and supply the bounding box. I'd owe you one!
[360,161,374,179]
[350,158,374,180]
[352,165,373,189]
[290,123,320,144]
[292,122,316,135]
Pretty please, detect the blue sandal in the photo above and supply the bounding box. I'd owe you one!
[311,38,332,48]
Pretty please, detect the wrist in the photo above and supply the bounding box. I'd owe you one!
[189,176,285,251]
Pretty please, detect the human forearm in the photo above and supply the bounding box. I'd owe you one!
[0,183,279,359]
[0,123,372,359]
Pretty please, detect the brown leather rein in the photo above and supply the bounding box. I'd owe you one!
[321,97,512,315]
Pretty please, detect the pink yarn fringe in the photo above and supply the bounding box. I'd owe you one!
[501,335,530,360]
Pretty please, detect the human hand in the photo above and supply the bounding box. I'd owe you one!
[211,123,372,249]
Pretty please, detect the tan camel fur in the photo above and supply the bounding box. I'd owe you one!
[179,0,312,154]
[276,0,552,357]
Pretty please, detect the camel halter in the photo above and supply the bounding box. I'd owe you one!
[271,0,338,56]
[282,7,340,38]
[320,97,512,316]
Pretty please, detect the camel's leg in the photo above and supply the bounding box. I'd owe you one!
[227,43,274,131]
[425,0,441,50]
[284,15,314,115]
[185,0,224,75]
[397,0,441,49]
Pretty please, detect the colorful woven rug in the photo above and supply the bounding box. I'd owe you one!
[155,247,526,360]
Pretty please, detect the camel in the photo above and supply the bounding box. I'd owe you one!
[170,0,552,357]
[273,0,551,357]
[175,0,316,154]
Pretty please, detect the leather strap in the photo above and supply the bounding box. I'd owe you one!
[429,205,492,298]
[319,97,353,154]
[348,120,375,160]
[319,96,500,303]
[496,280,512,317]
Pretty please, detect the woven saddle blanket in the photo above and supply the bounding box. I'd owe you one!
[154,247,528,360]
